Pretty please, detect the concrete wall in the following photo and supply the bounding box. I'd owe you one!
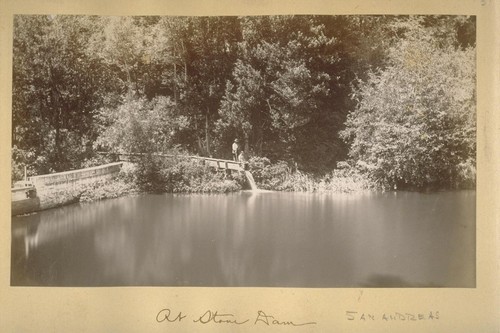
[12,162,123,216]
[29,162,122,189]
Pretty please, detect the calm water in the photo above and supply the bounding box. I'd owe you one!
[11,190,475,287]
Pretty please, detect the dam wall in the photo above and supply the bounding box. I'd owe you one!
[12,162,123,216]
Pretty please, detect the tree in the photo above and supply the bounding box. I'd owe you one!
[12,15,112,175]
[94,96,188,154]
[86,16,159,96]
[218,16,348,170]
[145,17,242,156]
[341,17,476,189]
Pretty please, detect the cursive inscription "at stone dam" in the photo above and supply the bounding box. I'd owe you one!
[156,308,317,327]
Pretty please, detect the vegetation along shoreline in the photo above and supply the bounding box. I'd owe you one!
[12,15,476,214]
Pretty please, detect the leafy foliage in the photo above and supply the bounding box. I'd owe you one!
[341,18,476,189]
[162,158,244,193]
[12,15,119,174]
[12,15,476,191]
[94,95,188,154]
[132,156,244,193]
[218,16,350,170]
[247,156,373,192]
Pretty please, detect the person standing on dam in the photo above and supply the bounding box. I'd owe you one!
[232,139,239,161]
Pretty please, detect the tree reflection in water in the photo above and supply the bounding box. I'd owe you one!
[11,191,475,287]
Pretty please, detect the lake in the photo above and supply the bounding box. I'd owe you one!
[11,190,475,287]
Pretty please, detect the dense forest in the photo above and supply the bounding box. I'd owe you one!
[12,15,476,190]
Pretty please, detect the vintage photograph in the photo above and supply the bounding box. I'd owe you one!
[11,15,476,287]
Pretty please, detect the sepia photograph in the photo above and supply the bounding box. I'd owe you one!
[2,0,499,331]
[10,14,477,288]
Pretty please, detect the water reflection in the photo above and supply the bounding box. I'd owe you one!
[11,191,475,287]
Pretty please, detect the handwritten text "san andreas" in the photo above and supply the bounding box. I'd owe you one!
[346,310,440,322]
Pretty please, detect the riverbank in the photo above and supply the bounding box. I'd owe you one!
[83,157,376,202]
[77,159,246,203]
[72,164,375,208]
[12,157,378,216]
[248,157,377,193]
[21,154,473,216]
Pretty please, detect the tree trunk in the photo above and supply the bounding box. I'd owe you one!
[205,110,211,157]
[51,81,62,171]
[173,62,177,104]
[244,132,250,154]
[181,41,187,81]
[194,118,205,155]
[124,60,133,94]
[54,121,60,166]
[256,124,264,155]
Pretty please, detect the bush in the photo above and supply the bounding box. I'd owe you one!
[78,177,137,202]
[247,156,290,190]
[11,146,36,184]
[162,157,244,193]
[248,156,375,193]
[341,20,476,190]
[134,154,166,193]
[128,155,244,194]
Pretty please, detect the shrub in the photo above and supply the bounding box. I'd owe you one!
[11,146,36,184]
[78,177,137,202]
[341,19,476,190]
[129,155,244,194]
[134,154,167,193]
[162,157,244,193]
[248,156,291,190]
[248,155,375,193]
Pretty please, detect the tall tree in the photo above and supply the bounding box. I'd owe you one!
[218,16,348,170]
[148,16,241,156]
[12,15,112,174]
